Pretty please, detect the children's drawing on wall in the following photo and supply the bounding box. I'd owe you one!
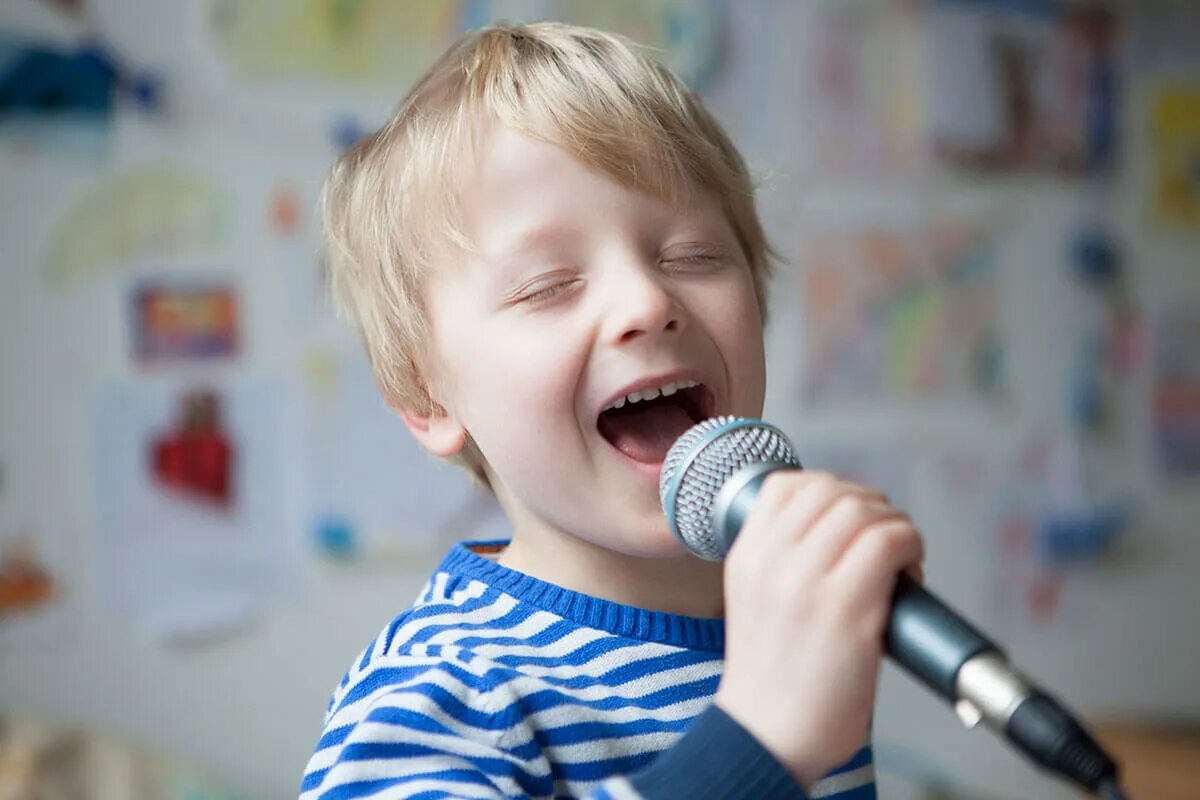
[799,0,927,178]
[1148,84,1200,230]
[92,379,299,641]
[1153,304,1200,479]
[149,388,235,509]
[0,454,66,648]
[131,280,239,364]
[42,166,228,292]
[799,214,1004,407]
[1066,217,1143,438]
[0,0,164,155]
[0,31,112,155]
[209,0,723,92]
[927,1,1117,175]
[0,530,67,650]
[0,534,56,618]
[938,431,1131,631]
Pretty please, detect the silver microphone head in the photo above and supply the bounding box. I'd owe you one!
[659,416,799,560]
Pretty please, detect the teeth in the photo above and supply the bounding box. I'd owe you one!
[603,379,699,412]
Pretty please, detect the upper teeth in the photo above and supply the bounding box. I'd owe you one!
[604,379,700,411]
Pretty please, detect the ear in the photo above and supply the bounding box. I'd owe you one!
[397,402,467,458]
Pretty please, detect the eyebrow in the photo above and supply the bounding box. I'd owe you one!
[490,224,571,261]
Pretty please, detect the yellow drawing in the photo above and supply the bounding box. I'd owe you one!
[209,0,721,89]
[43,166,227,290]
[1150,84,1200,229]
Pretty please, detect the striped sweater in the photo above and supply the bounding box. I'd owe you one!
[301,541,876,800]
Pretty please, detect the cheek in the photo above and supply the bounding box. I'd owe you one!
[449,323,586,434]
[712,282,767,407]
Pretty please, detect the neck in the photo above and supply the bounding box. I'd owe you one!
[496,527,725,619]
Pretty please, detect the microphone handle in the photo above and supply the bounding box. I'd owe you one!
[889,574,1119,792]
[718,464,1121,792]
[887,572,997,702]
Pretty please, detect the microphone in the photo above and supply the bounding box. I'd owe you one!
[660,416,1127,799]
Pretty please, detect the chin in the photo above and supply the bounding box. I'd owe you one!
[607,524,690,560]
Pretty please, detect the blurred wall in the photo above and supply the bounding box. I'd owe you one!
[1,1,1198,799]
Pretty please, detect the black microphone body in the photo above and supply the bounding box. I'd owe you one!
[661,418,1124,797]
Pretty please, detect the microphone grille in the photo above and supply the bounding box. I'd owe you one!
[659,416,799,560]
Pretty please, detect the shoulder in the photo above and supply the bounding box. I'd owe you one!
[302,642,537,800]
[322,570,518,718]
[303,581,557,800]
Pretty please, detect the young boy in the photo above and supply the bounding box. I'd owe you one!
[302,21,923,800]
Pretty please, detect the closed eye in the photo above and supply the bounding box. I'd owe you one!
[516,278,580,306]
[661,253,731,275]
[523,283,573,304]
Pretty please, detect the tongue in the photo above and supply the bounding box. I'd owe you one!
[599,403,695,463]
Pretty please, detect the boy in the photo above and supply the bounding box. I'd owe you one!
[302,21,922,800]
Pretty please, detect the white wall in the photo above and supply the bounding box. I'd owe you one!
[1,2,1197,799]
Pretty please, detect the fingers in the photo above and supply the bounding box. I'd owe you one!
[727,471,885,589]
[833,516,925,624]
[731,469,924,622]
[799,491,909,572]
[746,472,887,546]
[743,472,896,563]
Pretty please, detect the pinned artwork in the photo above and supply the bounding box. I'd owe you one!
[42,167,228,291]
[800,1,928,178]
[92,379,298,641]
[148,388,235,508]
[927,1,1117,175]
[0,535,55,617]
[937,432,1133,630]
[209,0,725,91]
[1149,85,1200,230]
[132,280,239,364]
[800,215,1004,407]
[1153,304,1200,478]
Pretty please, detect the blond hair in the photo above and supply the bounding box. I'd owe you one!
[322,21,774,489]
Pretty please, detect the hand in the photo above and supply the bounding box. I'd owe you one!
[714,471,924,789]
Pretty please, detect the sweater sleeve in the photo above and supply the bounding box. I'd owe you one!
[627,705,808,800]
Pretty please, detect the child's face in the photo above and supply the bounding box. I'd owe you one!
[411,125,766,558]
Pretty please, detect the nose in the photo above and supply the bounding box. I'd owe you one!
[602,261,685,345]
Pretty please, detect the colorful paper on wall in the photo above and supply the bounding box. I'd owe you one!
[1149,85,1200,229]
[800,1,927,178]
[1153,304,1200,478]
[210,0,724,90]
[43,166,228,291]
[132,280,239,363]
[927,1,1117,174]
[800,216,1004,406]
[92,379,299,641]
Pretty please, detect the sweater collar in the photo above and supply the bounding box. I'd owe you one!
[436,540,725,652]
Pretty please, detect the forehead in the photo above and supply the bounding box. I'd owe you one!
[452,124,730,259]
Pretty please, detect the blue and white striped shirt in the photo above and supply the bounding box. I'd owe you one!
[301,541,876,799]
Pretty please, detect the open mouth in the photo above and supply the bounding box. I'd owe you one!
[597,382,715,464]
